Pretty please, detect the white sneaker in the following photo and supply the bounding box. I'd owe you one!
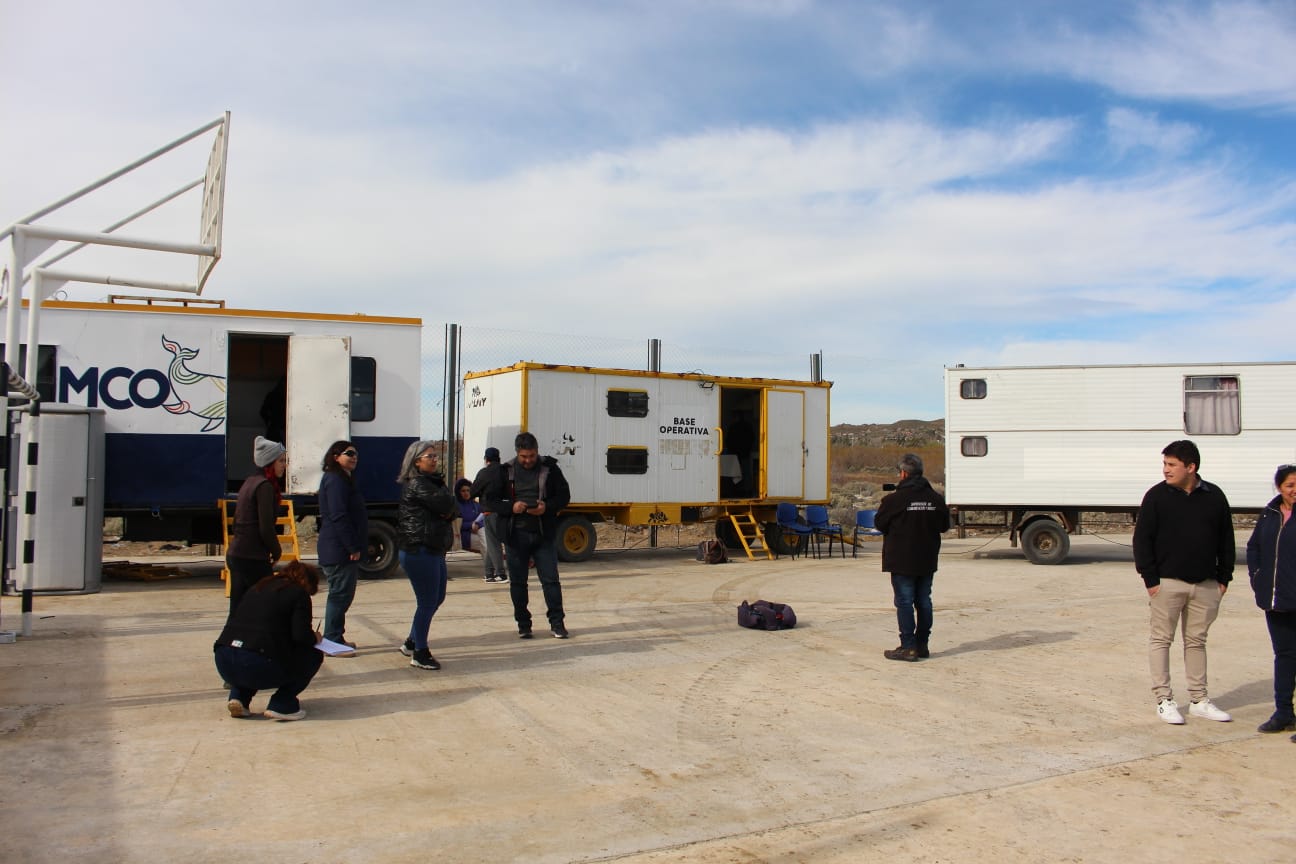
[1189,700,1232,722]
[264,708,307,722]
[1157,699,1185,724]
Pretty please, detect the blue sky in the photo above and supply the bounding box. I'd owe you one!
[4,0,1296,425]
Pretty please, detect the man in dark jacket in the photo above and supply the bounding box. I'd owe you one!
[478,432,574,639]
[470,447,508,583]
[1133,439,1234,725]
[874,453,949,662]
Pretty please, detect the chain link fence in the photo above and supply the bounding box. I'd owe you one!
[418,321,867,445]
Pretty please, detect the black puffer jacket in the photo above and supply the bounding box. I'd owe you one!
[1247,495,1296,612]
[397,471,456,553]
[874,475,950,575]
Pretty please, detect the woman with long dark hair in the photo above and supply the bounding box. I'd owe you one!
[318,439,367,650]
[1247,463,1296,737]
[214,560,324,721]
[395,441,456,670]
[226,436,287,618]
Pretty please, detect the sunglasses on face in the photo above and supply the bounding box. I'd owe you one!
[341,449,358,458]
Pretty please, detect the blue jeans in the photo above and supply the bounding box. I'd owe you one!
[891,572,934,649]
[505,527,564,629]
[321,561,359,643]
[1266,610,1296,720]
[214,644,322,714]
[400,547,448,651]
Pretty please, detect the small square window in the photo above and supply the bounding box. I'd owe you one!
[1184,375,1239,435]
[961,436,988,457]
[606,447,648,474]
[960,379,987,399]
[607,389,649,418]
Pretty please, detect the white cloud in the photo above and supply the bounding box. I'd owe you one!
[1049,1,1296,110]
[1105,107,1203,157]
[4,1,1296,424]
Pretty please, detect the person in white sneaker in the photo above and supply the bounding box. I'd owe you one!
[1134,440,1234,725]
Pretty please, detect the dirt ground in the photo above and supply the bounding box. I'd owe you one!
[2,532,1293,863]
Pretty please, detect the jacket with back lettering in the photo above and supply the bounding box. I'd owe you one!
[874,475,950,575]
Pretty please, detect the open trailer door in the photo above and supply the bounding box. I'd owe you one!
[764,388,806,498]
[285,334,351,494]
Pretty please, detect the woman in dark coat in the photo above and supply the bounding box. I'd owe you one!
[1246,463,1296,736]
[318,439,367,649]
[396,440,456,671]
[226,436,287,618]
[214,560,323,721]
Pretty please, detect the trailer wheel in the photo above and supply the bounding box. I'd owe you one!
[557,514,596,562]
[360,520,401,578]
[1021,519,1070,565]
[714,518,743,550]
[763,521,799,556]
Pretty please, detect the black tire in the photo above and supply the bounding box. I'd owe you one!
[359,520,401,578]
[714,518,743,550]
[763,521,799,556]
[557,514,596,562]
[1021,519,1070,565]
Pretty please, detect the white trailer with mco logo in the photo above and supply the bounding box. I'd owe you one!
[10,296,421,576]
[463,362,832,560]
[945,361,1295,564]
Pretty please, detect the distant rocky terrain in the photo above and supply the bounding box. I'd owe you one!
[827,418,945,518]
[830,418,944,449]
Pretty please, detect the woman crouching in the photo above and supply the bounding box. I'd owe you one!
[214,560,324,721]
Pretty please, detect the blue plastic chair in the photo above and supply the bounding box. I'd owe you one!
[805,505,844,558]
[775,502,813,558]
[851,509,882,557]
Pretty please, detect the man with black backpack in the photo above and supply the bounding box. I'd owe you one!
[478,432,574,639]
[875,453,950,662]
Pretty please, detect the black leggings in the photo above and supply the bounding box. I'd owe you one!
[226,555,273,619]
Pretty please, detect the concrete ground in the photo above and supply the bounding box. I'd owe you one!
[1,533,1292,863]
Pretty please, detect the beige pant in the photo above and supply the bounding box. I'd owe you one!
[1148,578,1223,703]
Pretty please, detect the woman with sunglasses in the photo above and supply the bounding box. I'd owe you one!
[1246,464,1296,737]
[395,441,456,670]
[318,440,367,650]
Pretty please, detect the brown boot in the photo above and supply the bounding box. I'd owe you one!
[883,646,920,662]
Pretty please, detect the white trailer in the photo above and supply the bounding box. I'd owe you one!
[7,296,422,575]
[463,362,832,559]
[945,362,1296,563]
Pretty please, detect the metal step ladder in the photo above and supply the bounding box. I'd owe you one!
[728,512,773,560]
[218,497,302,597]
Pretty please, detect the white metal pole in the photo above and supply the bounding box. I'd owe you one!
[5,232,23,371]
[0,114,226,244]
[2,237,24,607]
[16,272,45,636]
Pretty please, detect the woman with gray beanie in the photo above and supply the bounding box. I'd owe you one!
[225,435,287,620]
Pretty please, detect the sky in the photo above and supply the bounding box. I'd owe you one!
[3,0,1296,426]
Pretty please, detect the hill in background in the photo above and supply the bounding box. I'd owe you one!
[828,419,944,517]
